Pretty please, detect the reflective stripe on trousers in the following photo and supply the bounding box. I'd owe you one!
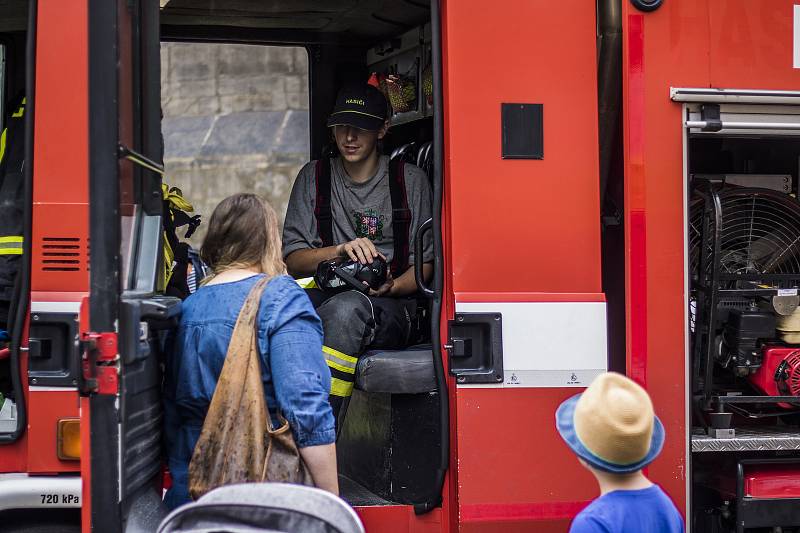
[0,236,23,255]
[295,277,318,289]
[324,345,356,398]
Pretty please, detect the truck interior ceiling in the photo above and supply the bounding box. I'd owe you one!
[160,0,442,510]
[687,105,800,531]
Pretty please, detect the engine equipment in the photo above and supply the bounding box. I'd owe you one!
[777,307,800,343]
[689,187,800,281]
[690,185,800,409]
[719,309,776,375]
[749,347,800,407]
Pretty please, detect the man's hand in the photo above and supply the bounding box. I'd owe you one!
[338,237,380,264]
[368,270,394,297]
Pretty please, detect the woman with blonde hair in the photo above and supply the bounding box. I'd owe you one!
[163,193,337,509]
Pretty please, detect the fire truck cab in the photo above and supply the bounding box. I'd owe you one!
[1,0,800,532]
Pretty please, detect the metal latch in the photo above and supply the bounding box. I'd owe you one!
[80,332,119,395]
[443,337,471,358]
[446,313,504,384]
[700,104,723,132]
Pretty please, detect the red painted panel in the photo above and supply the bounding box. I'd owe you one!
[455,292,606,303]
[461,519,572,533]
[626,15,647,388]
[460,501,584,532]
[32,0,89,295]
[443,0,603,526]
[456,389,598,509]
[744,465,800,499]
[31,291,87,303]
[31,203,90,292]
[33,0,88,206]
[621,0,715,517]
[461,500,590,522]
[628,210,647,386]
[355,505,441,533]
[708,0,800,89]
[27,390,80,473]
[443,0,601,294]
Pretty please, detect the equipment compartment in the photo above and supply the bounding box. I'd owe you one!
[366,24,433,126]
[687,102,800,531]
[688,106,800,429]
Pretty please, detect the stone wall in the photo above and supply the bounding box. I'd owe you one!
[161,42,310,248]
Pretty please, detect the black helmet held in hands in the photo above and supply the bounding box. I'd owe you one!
[314,256,388,294]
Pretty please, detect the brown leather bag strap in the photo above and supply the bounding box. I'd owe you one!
[225,275,270,362]
[227,275,269,344]
[188,275,273,499]
[189,273,313,495]
[221,275,271,418]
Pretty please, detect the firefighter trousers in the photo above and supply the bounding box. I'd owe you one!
[306,289,420,430]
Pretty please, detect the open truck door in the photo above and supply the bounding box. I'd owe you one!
[83,0,171,531]
[440,1,609,531]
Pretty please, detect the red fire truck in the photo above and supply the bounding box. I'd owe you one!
[1,0,800,531]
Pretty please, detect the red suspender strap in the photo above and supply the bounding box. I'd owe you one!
[388,159,411,277]
[313,158,334,247]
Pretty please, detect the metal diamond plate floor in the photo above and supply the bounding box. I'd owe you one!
[692,426,800,452]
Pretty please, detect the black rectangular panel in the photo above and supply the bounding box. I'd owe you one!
[448,313,503,384]
[501,103,543,159]
[28,312,79,387]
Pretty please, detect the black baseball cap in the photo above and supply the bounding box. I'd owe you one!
[326,83,389,131]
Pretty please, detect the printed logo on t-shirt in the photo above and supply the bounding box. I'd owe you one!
[352,208,386,240]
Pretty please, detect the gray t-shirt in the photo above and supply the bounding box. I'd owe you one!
[283,155,434,267]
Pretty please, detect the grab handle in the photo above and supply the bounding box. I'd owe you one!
[414,218,434,298]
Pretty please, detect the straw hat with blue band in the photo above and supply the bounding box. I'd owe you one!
[326,83,389,132]
[555,372,666,474]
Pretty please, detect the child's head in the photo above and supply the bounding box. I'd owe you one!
[201,193,286,279]
[555,372,664,476]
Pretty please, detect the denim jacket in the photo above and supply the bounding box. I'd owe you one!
[163,274,334,508]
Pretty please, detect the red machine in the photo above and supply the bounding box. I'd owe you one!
[749,347,800,407]
[0,0,799,532]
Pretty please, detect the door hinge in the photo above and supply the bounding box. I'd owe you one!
[80,331,119,395]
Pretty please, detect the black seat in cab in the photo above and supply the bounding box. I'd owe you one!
[355,346,437,394]
[338,345,440,505]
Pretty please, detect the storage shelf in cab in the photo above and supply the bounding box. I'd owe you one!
[692,427,800,452]
[390,109,432,126]
[367,23,433,127]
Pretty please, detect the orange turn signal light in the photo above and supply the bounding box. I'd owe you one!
[57,418,80,461]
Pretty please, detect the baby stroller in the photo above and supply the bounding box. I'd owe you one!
[157,483,365,533]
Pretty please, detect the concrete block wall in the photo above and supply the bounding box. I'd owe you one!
[161,42,310,248]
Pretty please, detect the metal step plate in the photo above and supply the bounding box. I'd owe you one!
[692,427,800,452]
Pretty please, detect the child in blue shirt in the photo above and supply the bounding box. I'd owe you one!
[555,372,685,533]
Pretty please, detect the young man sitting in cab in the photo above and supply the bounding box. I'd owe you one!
[282,82,433,424]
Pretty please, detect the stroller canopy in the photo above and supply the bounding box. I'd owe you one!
[158,483,365,533]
